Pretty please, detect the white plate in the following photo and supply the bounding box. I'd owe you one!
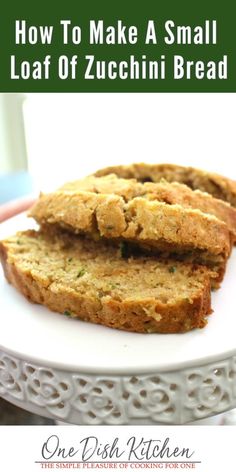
[0,213,235,375]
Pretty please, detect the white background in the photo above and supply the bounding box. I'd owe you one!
[23,93,236,192]
[0,425,235,472]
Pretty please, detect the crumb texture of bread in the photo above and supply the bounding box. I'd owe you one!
[2,164,235,336]
[29,176,232,283]
[61,174,236,240]
[95,163,236,208]
[0,230,213,334]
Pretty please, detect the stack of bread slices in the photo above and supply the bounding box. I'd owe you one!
[1,163,236,334]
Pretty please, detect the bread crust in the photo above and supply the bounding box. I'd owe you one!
[95,163,236,208]
[29,176,232,282]
[62,174,236,241]
[0,230,213,334]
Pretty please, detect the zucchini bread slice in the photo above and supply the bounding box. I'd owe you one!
[29,176,232,284]
[0,230,214,334]
[95,163,236,207]
[61,174,236,241]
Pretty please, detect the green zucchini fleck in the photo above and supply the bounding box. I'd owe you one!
[77,268,86,278]
[64,310,71,317]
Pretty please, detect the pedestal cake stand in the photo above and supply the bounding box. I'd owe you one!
[0,213,236,425]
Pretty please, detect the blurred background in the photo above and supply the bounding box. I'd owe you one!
[0,92,236,204]
[0,93,236,424]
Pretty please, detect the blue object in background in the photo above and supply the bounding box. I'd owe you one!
[0,171,33,204]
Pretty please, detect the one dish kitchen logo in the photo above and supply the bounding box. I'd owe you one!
[35,434,201,469]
